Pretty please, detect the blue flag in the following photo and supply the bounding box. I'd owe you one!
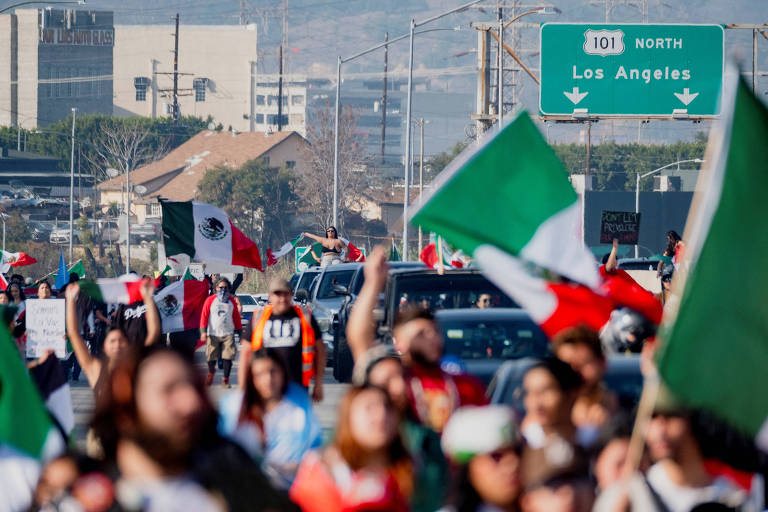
[54,252,67,290]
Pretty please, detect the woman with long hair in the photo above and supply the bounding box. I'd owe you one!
[221,348,322,490]
[290,385,413,511]
[64,279,160,398]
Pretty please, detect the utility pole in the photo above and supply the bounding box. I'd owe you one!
[497,3,503,128]
[586,120,591,178]
[172,13,180,122]
[277,0,287,131]
[381,32,388,164]
[69,108,76,265]
[239,0,247,25]
[417,118,424,254]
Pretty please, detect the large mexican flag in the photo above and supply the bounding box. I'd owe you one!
[656,68,768,450]
[411,110,598,288]
[154,278,210,333]
[161,201,263,270]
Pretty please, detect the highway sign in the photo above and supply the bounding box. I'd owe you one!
[540,23,724,118]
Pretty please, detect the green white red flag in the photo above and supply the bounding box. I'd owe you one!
[78,277,144,304]
[656,67,768,450]
[0,250,37,273]
[410,110,598,288]
[161,200,263,270]
[154,278,209,333]
[268,234,304,267]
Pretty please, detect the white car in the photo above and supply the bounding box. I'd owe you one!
[236,294,262,331]
[49,225,81,244]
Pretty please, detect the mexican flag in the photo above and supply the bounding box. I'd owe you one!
[411,111,599,288]
[340,237,365,262]
[161,200,263,270]
[78,276,145,304]
[268,234,304,267]
[656,68,768,450]
[154,278,210,333]
[0,273,7,291]
[0,314,64,459]
[298,243,322,269]
[0,250,36,273]
[420,235,463,269]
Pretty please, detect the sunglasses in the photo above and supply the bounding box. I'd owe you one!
[326,230,336,233]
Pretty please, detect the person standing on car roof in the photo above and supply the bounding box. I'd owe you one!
[303,227,347,267]
[239,277,325,402]
[200,277,241,388]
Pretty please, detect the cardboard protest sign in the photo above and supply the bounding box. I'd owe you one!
[26,299,66,358]
[600,211,641,244]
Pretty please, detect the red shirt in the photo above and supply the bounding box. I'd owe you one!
[405,365,488,433]
[598,264,637,285]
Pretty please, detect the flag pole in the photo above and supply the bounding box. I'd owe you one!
[437,235,445,275]
[624,370,660,475]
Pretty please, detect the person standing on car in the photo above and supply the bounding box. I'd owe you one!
[239,277,325,402]
[200,278,241,388]
[303,227,347,267]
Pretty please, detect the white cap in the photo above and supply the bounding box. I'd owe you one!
[441,405,518,464]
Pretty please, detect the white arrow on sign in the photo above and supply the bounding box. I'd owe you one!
[564,87,589,105]
[674,88,699,106]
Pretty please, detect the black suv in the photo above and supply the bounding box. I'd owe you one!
[332,265,518,382]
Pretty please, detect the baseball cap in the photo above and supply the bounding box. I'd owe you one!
[268,277,292,294]
[441,406,519,464]
[352,344,401,386]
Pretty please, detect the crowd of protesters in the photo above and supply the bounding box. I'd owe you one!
[2,234,766,512]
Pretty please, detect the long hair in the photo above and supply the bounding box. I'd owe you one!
[238,348,289,426]
[334,385,413,499]
[7,282,25,302]
[448,464,483,512]
[666,230,682,254]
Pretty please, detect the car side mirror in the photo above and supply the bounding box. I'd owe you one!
[333,284,349,296]
[294,289,309,303]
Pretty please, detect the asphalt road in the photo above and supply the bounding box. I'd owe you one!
[70,348,349,449]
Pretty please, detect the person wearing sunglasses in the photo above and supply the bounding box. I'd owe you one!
[302,227,347,267]
[200,278,242,388]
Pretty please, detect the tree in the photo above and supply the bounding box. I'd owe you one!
[426,141,468,181]
[297,104,371,231]
[197,158,297,249]
[80,118,169,178]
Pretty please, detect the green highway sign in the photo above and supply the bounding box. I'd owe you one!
[540,23,724,118]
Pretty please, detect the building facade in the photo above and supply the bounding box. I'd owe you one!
[113,24,259,133]
[0,8,114,128]
[252,75,308,136]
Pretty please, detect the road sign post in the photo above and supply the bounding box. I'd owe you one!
[540,24,724,118]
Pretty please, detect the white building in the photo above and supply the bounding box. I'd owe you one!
[113,24,260,132]
[252,75,308,136]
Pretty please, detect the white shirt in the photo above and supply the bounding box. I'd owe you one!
[646,462,749,512]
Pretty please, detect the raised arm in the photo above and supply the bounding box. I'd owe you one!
[65,284,100,387]
[303,232,344,251]
[346,245,389,360]
[605,238,619,273]
[140,279,161,346]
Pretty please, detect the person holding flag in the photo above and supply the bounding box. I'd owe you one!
[302,227,346,267]
[200,278,241,388]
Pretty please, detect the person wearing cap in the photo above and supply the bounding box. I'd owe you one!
[440,405,523,512]
[239,277,324,401]
[302,227,347,267]
[200,277,241,388]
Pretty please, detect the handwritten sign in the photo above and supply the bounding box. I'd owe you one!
[600,211,641,244]
[26,299,66,358]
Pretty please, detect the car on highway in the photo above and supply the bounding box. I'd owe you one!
[49,224,81,244]
[330,261,426,382]
[309,262,363,366]
[293,268,321,303]
[236,293,261,333]
[437,308,550,386]
[486,355,643,416]
[30,221,53,242]
[129,223,160,243]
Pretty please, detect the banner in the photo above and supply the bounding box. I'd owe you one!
[600,210,641,244]
[25,299,66,358]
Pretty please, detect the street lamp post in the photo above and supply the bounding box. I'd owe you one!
[634,158,703,257]
[1,213,7,252]
[69,108,76,264]
[402,0,484,260]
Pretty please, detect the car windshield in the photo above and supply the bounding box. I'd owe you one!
[440,318,549,360]
[316,270,356,299]
[296,271,318,292]
[237,295,256,305]
[394,273,518,310]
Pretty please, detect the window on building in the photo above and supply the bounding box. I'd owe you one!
[266,114,288,126]
[291,95,304,105]
[80,68,91,96]
[149,203,161,217]
[193,77,208,102]
[268,95,288,106]
[134,76,149,102]
[257,95,265,105]
[286,160,296,168]
[256,114,264,123]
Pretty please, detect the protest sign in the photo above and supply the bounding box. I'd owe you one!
[26,299,66,358]
[600,211,641,244]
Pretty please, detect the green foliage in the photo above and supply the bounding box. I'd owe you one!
[3,212,31,247]
[552,141,706,191]
[426,141,468,181]
[75,214,94,246]
[197,158,297,249]
[0,114,210,180]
